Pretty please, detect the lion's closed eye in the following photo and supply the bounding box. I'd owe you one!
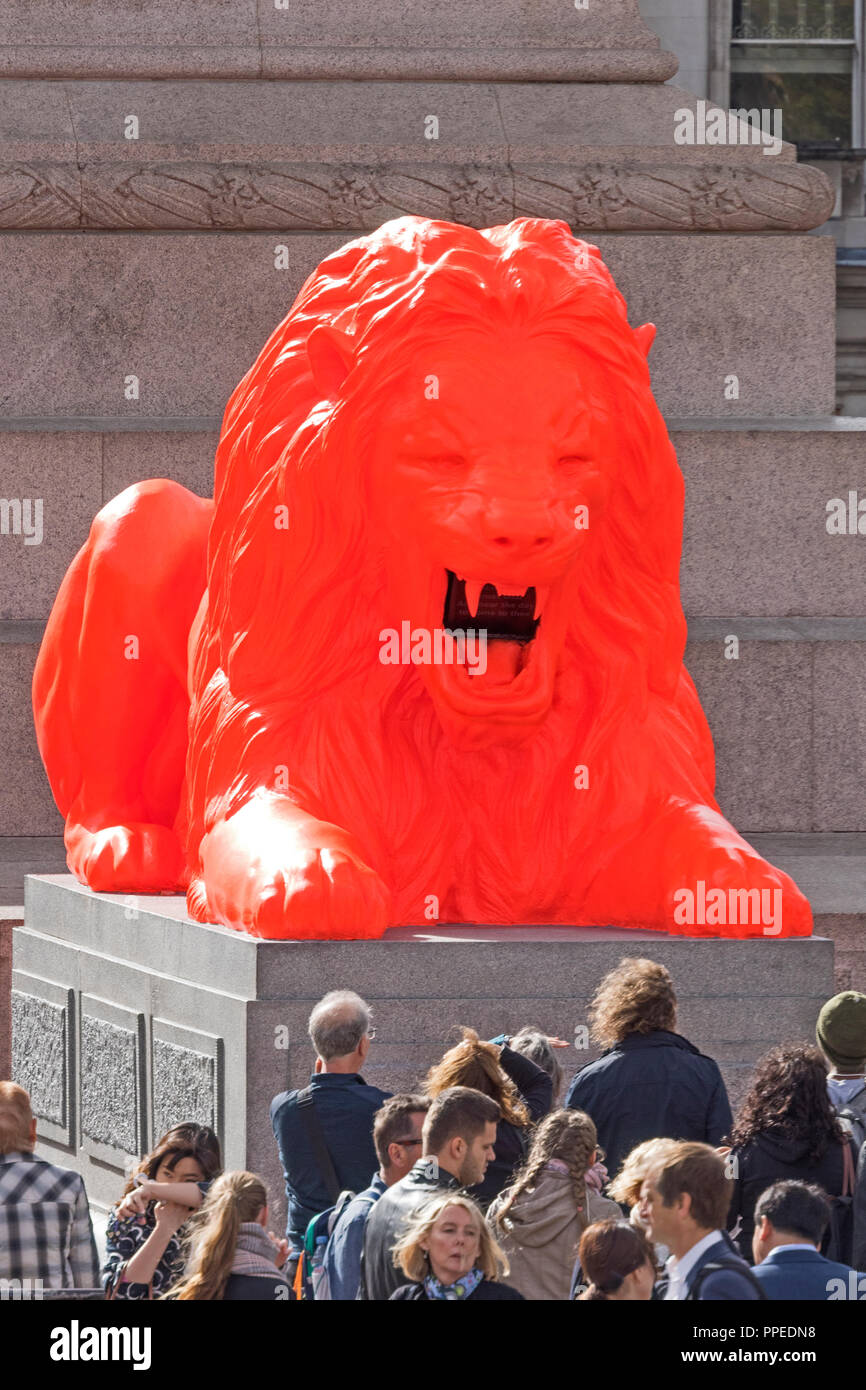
[557,453,596,471]
[420,453,466,466]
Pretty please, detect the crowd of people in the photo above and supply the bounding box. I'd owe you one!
[2,957,866,1302]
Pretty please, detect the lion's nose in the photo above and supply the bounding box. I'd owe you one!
[480,505,554,554]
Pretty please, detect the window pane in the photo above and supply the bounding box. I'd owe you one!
[731,43,853,142]
[733,0,854,39]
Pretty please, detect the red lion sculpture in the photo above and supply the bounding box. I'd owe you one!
[33,216,812,940]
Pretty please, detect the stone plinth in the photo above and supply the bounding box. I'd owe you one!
[0,1,676,82]
[0,232,835,419]
[0,80,831,232]
[0,911,18,1077]
[12,875,835,1226]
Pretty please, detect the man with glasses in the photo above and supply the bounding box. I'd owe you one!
[322,1094,431,1300]
[270,990,392,1266]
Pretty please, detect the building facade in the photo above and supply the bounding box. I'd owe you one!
[641,0,866,409]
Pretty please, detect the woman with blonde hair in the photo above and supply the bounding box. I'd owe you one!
[605,1137,681,1274]
[424,1028,554,1204]
[170,1171,292,1300]
[488,1108,621,1299]
[389,1193,523,1301]
[607,1137,682,1212]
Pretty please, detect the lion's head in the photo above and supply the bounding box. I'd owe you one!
[200,217,688,760]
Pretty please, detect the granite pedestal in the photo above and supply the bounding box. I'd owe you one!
[12,874,836,1229]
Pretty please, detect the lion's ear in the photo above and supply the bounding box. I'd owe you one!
[634,323,656,358]
[307,323,356,397]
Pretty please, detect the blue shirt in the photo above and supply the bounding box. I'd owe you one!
[270,1073,391,1247]
[321,1173,386,1300]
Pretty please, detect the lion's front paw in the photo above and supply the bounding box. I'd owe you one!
[200,806,390,939]
[664,845,812,940]
[66,822,185,893]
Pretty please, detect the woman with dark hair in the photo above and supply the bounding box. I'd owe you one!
[170,1171,292,1301]
[102,1123,222,1299]
[726,1044,857,1261]
[576,1219,657,1301]
[488,1109,621,1299]
[424,1029,554,1205]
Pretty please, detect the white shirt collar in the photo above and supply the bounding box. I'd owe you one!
[666,1229,723,1295]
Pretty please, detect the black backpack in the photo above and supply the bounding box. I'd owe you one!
[821,1140,858,1266]
[686,1259,767,1301]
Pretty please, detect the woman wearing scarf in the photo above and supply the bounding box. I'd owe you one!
[169,1171,294,1301]
[389,1193,523,1301]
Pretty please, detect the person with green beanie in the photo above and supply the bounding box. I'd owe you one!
[816,991,866,1130]
[817,992,866,1273]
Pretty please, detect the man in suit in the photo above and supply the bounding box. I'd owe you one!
[640,1141,762,1299]
[752,1180,866,1300]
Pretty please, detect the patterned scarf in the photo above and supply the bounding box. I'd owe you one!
[423,1266,484,1300]
[231,1222,288,1280]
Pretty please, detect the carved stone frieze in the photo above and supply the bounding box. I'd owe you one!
[0,158,834,232]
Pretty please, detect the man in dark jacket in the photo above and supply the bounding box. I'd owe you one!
[359,1087,499,1300]
[270,990,391,1254]
[751,1180,866,1300]
[565,958,731,1180]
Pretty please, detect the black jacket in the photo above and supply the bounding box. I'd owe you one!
[727,1131,852,1260]
[359,1161,462,1301]
[270,1071,391,1246]
[855,1139,866,1271]
[564,1030,732,1181]
[470,1044,553,1208]
[390,1279,524,1300]
[222,1273,295,1301]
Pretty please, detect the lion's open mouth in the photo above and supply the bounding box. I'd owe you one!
[422,568,558,729]
[443,571,543,643]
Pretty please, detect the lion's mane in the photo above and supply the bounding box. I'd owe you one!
[185,216,718,925]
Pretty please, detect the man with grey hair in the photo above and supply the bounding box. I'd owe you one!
[271,990,392,1259]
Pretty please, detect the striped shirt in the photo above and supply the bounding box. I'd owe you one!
[0,1150,100,1289]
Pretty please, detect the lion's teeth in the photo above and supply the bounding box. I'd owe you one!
[533,587,550,620]
[464,580,483,619]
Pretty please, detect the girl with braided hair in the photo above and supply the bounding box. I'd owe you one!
[487,1109,621,1300]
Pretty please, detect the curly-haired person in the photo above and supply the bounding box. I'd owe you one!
[726,1044,859,1263]
[565,958,732,1179]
